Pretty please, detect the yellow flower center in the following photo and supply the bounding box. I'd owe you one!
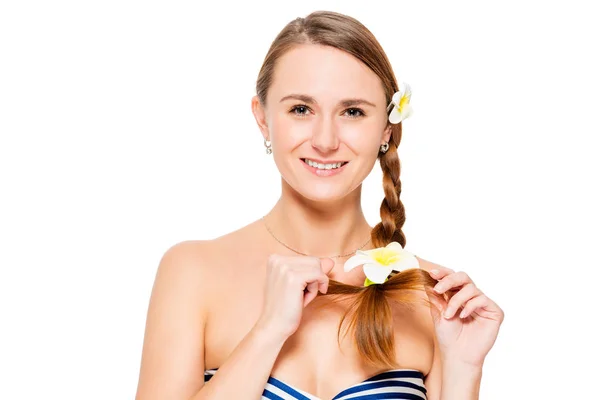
[372,248,401,266]
[397,95,409,112]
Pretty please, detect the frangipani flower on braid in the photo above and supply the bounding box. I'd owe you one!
[387,82,413,124]
[343,241,419,286]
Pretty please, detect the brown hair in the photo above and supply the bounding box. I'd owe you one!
[256,10,440,369]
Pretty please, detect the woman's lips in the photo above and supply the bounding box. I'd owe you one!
[300,158,349,177]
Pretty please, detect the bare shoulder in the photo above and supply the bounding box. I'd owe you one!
[135,240,217,399]
[156,217,263,280]
[153,240,221,299]
[151,224,260,306]
[136,220,267,399]
[156,217,267,287]
[415,254,445,273]
[159,239,213,270]
[159,239,217,273]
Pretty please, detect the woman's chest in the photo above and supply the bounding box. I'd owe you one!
[203,285,433,378]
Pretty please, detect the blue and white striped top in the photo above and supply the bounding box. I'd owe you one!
[204,368,427,399]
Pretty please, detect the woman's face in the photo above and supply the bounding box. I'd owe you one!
[252,43,392,202]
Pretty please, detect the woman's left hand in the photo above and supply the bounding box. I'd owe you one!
[426,265,504,367]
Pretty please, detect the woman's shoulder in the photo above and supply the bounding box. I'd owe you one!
[156,240,214,281]
[151,240,217,310]
[157,218,266,279]
[414,254,442,273]
[138,231,258,399]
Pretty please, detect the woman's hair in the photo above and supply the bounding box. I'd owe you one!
[256,10,440,370]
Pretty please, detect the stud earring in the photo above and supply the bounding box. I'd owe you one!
[380,142,389,153]
[264,138,272,154]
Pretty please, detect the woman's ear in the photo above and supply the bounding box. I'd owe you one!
[251,95,270,141]
[383,124,393,144]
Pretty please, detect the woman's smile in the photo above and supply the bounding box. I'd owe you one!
[300,158,350,177]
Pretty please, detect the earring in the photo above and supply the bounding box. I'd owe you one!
[379,142,389,153]
[264,138,272,154]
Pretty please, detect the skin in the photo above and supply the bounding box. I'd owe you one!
[135,43,504,400]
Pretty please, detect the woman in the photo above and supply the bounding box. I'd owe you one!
[135,10,504,400]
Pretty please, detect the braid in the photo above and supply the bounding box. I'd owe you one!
[371,122,407,249]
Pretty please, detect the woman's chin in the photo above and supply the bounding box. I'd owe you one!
[294,184,352,203]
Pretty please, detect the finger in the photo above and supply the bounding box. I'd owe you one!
[291,267,329,304]
[460,295,503,320]
[292,267,329,286]
[320,257,335,274]
[433,271,473,294]
[426,291,447,324]
[423,282,447,318]
[429,269,448,284]
[416,257,455,280]
[304,281,318,296]
[443,283,480,319]
[303,281,319,306]
[318,258,335,293]
[426,290,447,315]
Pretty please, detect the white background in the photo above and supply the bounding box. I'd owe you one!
[1,1,598,399]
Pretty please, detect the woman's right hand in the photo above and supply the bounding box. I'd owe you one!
[254,254,335,341]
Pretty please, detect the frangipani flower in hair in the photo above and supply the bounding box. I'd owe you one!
[344,241,419,286]
[387,82,413,124]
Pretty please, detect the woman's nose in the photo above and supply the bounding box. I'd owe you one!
[311,116,340,153]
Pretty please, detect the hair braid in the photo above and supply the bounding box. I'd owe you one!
[371,120,407,249]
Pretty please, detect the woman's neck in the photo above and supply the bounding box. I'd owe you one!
[263,187,373,260]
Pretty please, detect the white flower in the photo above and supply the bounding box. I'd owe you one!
[388,82,413,124]
[343,241,419,285]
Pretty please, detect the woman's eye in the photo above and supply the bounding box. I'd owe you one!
[289,106,365,118]
[290,105,310,116]
[345,108,365,118]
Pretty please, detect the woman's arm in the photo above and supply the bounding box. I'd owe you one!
[440,359,482,400]
[424,311,483,400]
[134,241,285,400]
[191,323,287,400]
[419,256,504,400]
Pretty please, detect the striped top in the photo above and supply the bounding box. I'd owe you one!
[204,368,427,399]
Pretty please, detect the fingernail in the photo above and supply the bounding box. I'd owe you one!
[444,308,453,319]
[460,310,467,318]
[431,269,439,276]
[433,284,443,293]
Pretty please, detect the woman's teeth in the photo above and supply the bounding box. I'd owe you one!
[302,159,347,170]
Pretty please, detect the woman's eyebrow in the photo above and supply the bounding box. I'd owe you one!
[280,94,377,107]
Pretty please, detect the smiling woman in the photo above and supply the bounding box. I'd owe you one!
[135,10,504,400]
